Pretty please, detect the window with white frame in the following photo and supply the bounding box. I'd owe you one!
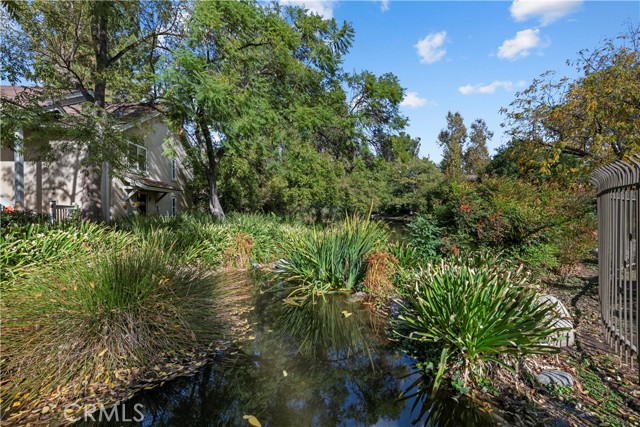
[127,142,147,173]
[171,195,177,216]
[171,158,177,181]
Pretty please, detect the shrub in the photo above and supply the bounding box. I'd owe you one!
[0,208,48,228]
[406,215,442,259]
[395,254,562,390]
[430,178,595,272]
[513,243,560,274]
[274,215,388,294]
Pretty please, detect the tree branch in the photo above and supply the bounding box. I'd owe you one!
[108,30,180,66]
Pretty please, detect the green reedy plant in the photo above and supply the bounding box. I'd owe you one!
[395,254,562,391]
[274,215,388,294]
[0,221,132,285]
[1,238,229,413]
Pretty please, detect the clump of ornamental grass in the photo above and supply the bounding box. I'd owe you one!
[363,249,398,295]
[395,254,563,391]
[1,239,229,417]
[274,215,388,294]
[225,213,311,263]
[0,221,133,285]
[116,214,230,267]
[222,233,254,270]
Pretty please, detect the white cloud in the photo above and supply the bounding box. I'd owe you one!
[415,31,447,64]
[497,28,543,60]
[400,92,429,108]
[510,0,583,26]
[279,0,335,19]
[458,80,526,95]
[378,0,390,12]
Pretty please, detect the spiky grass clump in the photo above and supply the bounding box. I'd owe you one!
[222,233,254,269]
[363,250,397,295]
[1,239,228,416]
[396,255,562,390]
[116,212,312,268]
[1,221,133,285]
[275,215,388,294]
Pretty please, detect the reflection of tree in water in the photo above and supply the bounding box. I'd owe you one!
[79,286,499,427]
[80,291,409,426]
[400,370,501,427]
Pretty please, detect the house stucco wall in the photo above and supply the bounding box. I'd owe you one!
[1,118,191,217]
[111,120,191,218]
[1,137,87,212]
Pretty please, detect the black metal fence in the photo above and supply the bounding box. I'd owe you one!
[590,155,639,372]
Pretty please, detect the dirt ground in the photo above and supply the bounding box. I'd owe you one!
[490,261,640,427]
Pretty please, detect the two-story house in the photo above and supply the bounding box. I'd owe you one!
[0,86,191,220]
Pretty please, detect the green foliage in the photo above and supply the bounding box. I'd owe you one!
[429,177,596,272]
[0,221,132,284]
[406,215,442,259]
[515,243,560,273]
[1,238,231,413]
[500,28,640,180]
[437,111,466,179]
[163,0,354,219]
[464,118,492,175]
[346,71,408,160]
[116,212,312,266]
[379,157,443,215]
[388,242,423,272]
[395,255,562,390]
[0,208,48,228]
[275,215,388,293]
[0,0,182,187]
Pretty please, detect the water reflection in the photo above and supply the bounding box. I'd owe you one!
[78,273,503,427]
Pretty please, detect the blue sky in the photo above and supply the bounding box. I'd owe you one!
[282,0,639,162]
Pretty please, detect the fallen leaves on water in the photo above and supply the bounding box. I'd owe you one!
[243,414,262,426]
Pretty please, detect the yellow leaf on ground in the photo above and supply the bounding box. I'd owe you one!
[243,415,262,426]
[98,349,107,357]
[41,406,50,414]
[12,401,20,408]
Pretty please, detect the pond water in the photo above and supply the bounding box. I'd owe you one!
[80,272,502,427]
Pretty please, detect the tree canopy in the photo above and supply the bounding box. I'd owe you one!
[500,28,640,181]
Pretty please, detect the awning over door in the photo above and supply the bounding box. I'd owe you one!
[123,174,181,202]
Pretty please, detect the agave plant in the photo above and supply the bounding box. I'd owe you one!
[395,254,563,390]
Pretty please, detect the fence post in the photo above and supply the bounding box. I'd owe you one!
[49,200,56,224]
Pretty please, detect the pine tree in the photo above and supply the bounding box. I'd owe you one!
[464,118,492,175]
[437,111,466,179]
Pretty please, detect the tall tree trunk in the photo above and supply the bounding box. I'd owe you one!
[207,173,225,221]
[82,2,110,221]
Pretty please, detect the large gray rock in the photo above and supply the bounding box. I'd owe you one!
[536,370,575,387]
[539,295,571,318]
[539,295,575,348]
